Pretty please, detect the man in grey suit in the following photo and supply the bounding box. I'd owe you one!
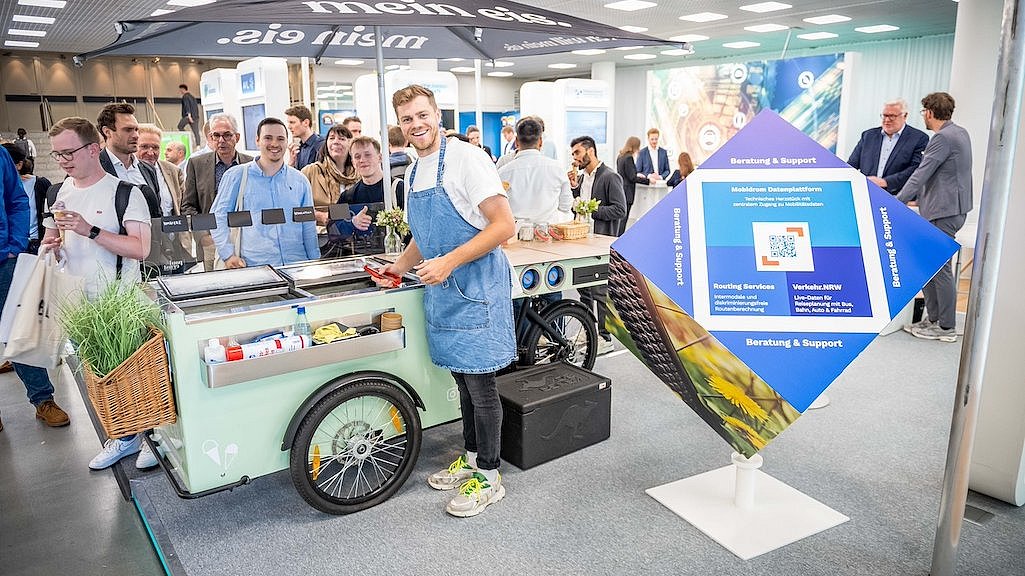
[181,113,253,270]
[897,92,973,343]
[568,135,627,354]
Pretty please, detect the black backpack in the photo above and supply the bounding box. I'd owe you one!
[12,138,30,158]
[46,180,136,277]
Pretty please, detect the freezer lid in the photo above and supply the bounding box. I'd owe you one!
[157,265,288,301]
[277,257,393,287]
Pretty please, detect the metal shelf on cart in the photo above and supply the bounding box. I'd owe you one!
[202,328,406,389]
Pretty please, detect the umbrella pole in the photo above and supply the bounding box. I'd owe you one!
[474,59,483,144]
[375,25,393,210]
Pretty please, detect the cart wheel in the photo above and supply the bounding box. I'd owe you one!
[289,377,422,515]
[523,301,598,370]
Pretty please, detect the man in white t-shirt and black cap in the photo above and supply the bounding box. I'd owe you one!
[42,116,154,471]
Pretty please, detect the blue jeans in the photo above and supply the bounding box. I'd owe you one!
[452,371,502,471]
[0,257,56,406]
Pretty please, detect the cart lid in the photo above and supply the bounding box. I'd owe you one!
[157,266,288,301]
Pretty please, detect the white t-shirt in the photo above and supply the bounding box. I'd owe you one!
[44,173,151,297]
[406,137,506,231]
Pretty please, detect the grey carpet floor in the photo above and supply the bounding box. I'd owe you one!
[132,331,1025,576]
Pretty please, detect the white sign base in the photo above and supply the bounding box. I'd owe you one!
[646,454,849,560]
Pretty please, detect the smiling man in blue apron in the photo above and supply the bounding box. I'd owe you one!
[380,85,516,518]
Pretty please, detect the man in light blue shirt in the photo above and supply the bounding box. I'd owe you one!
[211,117,319,267]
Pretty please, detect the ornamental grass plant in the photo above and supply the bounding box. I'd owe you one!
[59,280,162,377]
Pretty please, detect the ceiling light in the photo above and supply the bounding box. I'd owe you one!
[669,34,709,42]
[744,23,788,33]
[679,12,727,23]
[797,32,839,40]
[739,2,792,13]
[661,48,693,56]
[803,14,851,25]
[487,71,514,77]
[4,40,40,47]
[855,24,900,33]
[385,65,402,70]
[167,0,215,6]
[443,58,464,62]
[604,0,657,11]
[572,49,607,56]
[723,41,761,49]
[8,29,46,37]
[548,63,578,69]
[624,53,657,60]
[12,15,56,24]
[450,66,476,73]
[619,25,649,33]
[486,61,514,68]
[614,45,644,51]
[334,59,364,66]
[16,0,66,7]
[150,9,174,16]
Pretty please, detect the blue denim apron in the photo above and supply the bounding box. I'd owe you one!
[407,138,516,373]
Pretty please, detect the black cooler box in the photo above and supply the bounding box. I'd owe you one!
[497,362,611,470]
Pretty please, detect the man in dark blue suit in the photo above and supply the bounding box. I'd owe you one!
[636,127,670,183]
[847,99,929,195]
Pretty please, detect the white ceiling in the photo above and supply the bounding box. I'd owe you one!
[2,0,959,78]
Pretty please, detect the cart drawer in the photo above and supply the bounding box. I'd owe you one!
[203,328,405,388]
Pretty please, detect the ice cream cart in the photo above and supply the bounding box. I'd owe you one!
[141,236,613,515]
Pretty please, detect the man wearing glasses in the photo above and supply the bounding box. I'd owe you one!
[847,98,929,195]
[897,92,973,343]
[40,117,152,469]
[181,113,253,271]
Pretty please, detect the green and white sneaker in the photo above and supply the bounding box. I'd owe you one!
[446,472,505,518]
[428,454,476,490]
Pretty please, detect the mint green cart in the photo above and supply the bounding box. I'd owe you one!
[148,240,611,515]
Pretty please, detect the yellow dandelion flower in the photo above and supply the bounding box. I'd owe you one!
[722,416,767,450]
[708,375,770,423]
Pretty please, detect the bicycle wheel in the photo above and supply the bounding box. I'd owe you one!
[289,377,421,515]
[523,301,598,370]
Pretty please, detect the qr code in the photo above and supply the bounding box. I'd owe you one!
[769,234,797,258]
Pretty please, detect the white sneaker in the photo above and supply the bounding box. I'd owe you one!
[136,440,159,469]
[428,454,477,490]
[89,435,142,470]
[903,318,934,334]
[597,338,615,355]
[446,471,505,517]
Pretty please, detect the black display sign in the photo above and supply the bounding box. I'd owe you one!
[329,204,350,221]
[161,215,190,233]
[261,208,286,225]
[292,206,316,222]
[227,210,253,227]
[190,213,216,231]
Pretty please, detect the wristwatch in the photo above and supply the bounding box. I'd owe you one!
[88,226,101,240]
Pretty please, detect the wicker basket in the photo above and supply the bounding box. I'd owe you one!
[552,221,589,240]
[83,328,177,439]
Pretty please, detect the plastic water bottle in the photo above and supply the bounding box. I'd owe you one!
[204,338,226,364]
[294,306,312,341]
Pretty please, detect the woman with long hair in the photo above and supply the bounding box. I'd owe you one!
[616,135,649,235]
[667,151,695,188]
[301,124,358,227]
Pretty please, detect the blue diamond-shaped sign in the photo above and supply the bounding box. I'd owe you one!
[608,110,959,456]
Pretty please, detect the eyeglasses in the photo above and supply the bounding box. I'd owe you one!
[209,131,237,141]
[880,113,906,120]
[49,142,93,162]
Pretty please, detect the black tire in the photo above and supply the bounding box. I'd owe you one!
[289,377,422,515]
[523,301,598,370]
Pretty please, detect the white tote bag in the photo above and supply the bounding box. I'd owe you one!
[3,252,84,369]
[0,252,40,345]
